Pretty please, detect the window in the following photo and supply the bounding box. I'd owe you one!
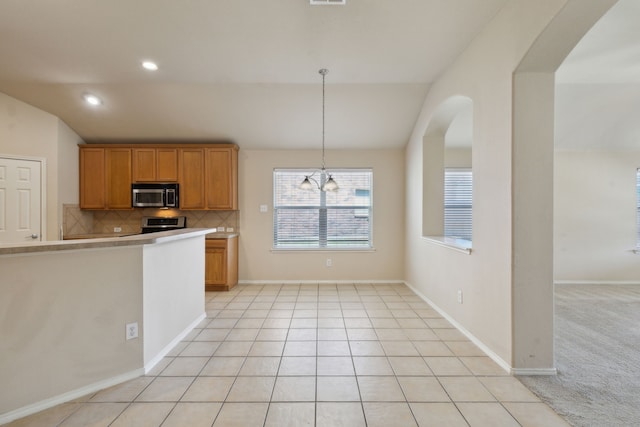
[273,169,372,249]
[637,169,640,248]
[444,168,472,241]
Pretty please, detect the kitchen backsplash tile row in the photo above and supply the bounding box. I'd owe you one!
[63,204,239,236]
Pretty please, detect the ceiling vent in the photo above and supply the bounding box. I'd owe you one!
[310,0,346,5]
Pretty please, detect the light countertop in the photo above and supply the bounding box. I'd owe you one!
[0,228,217,256]
[205,232,238,239]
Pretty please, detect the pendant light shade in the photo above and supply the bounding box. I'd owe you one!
[300,176,314,191]
[322,175,339,191]
[299,68,339,192]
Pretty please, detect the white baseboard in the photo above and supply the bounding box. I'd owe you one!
[402,281,513,374]
[555,280,640,286]
[144,312,206,373]
[404,281,559,376]
[0,369,144,425]
[238,279,405,285]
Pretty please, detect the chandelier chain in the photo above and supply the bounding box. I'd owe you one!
[320,68,328,170]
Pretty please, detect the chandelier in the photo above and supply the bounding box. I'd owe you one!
[299,68,339,192]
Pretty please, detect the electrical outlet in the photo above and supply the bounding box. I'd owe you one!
[114,227,122,233]
[126,322,138,340]
[259,204,268,213]
[326,258,332,268]
[457,290,463,304]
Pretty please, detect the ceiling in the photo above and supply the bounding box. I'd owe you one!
[0,0,509,149]
[555,0,640,150]
[0,1,636,151]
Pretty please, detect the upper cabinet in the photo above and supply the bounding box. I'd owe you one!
[79,143,238,211]
[133,148,178,182]
[79,147,105,209]
[178,145,238,210]
[79,147,132,209]
[178,148,206,210]
[206,147,238,210]
[106,148,133,209]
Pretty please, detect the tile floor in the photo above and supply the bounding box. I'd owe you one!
[7,283,569,427]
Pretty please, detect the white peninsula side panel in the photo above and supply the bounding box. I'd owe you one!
[142,235,206,368]
[0,229,210,423]
[0,246,144,418]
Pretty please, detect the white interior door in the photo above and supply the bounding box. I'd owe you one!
[0,157,42,243]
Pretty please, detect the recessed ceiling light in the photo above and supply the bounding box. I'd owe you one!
[83,94,102,106]
[142,61,158,71]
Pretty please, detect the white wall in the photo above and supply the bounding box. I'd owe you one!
[0,246,143,416]
[555,150,640,283]
[239,149,405,282]
[0,232,208,422]
[0,92,82,240]
[445,147,472,168]
[405,0,571,369]
[405,0,615,371]
[143,235,206,366]
[57,120,82,215]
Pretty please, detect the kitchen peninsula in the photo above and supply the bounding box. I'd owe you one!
[0,229,213,423]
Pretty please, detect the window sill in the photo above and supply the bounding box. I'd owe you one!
[271,247,376,253]
[423,236,472,254]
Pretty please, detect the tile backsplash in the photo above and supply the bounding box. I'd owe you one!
[63,205,94,236]
[63,204,239,236]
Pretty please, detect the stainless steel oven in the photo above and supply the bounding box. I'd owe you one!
[141,216,187,233]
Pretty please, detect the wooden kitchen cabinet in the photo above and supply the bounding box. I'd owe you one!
[79,146,131,209]
[179,144,238,210]
[105,148,132,209]
[206,147,238,210]
[178,148,206,209]
[80,143,237,211]
[133,148,178,182]
[79,147,106,209]
[205,236,238,291]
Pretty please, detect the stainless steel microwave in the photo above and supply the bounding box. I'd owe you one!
[132,183,179,208]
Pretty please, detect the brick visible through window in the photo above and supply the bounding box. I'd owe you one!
[273,169,372,249]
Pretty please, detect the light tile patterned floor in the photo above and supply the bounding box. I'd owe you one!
[7,283,569,427]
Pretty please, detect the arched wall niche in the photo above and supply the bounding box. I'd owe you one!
[422,95,473,247]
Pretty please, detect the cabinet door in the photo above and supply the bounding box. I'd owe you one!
[105,148,132,209]
[205,240,227,285]
[206,148,238,210]
[132,148,156,182]
[179,148,206,209]
[79,148,106,209]
[156,148,178,182]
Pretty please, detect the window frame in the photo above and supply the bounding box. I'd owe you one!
[272,168,374,251]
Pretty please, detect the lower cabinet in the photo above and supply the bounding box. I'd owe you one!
[205,235,238,291]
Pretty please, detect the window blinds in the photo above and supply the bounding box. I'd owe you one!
[444,168,472,241]
[273,169,372,249]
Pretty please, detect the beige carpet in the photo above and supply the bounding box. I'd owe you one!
[518,284,640,427]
